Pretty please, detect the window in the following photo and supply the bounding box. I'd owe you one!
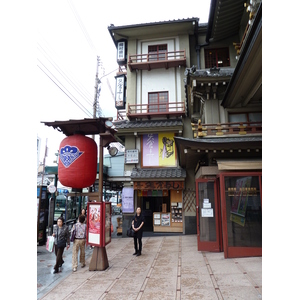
[228,112,262,124]
[148,92,168,112]
[148,44,167,61]
[205,48,230,68]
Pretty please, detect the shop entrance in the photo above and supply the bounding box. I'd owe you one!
[138,195,170,231]
[196,173,262,258]
[196,179,222,252]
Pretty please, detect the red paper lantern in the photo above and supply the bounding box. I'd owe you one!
[58,134,97,189]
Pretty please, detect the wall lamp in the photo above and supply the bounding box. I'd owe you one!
[107,145,118,157]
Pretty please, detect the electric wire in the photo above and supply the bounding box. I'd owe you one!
[37,33,94,104]
[37,42,94,107]
[37,59,93,118]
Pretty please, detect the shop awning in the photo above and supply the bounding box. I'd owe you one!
[131,167,186,180]
[216,159,262,171]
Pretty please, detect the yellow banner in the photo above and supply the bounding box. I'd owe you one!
[158,133,176,166]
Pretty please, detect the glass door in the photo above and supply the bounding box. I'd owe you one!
[196,179,221,252]
[219,172,262,258]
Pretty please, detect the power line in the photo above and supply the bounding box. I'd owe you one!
[37,60,93,118]
[37,33,94,103]
[37,42,94,107]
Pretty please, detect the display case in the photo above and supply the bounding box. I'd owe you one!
[152,190,183,233]
[171,203,182,223]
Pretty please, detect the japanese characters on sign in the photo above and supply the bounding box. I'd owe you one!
[115,74,126,109]
[125,149,139,164]
[117,41,126,63]
[142,133,176,167]
[134,181,184,190]
[122,187,134,213]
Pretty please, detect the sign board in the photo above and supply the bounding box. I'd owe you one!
[134,181,184,190]
[201,208,214,218]
[117,40,126,64]
[87,203,102,246]
[115,74,126,109]
[48,185,56,193]
[125,149,139,164]
[105,203,112,245]
[87,202,111,247]
[122,187,134,213]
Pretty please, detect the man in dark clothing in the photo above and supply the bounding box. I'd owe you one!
[132,207,145,256]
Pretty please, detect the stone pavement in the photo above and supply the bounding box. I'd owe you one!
[38,234,262,300]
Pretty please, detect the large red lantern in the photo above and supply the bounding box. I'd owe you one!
[58,134,97,189]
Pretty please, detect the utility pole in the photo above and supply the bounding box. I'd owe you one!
[93,56,101,119]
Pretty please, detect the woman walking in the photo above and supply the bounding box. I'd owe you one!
[52,217,70,274]
[131,207,145,256]
[71,214,87,272]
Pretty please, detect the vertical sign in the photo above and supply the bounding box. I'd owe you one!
[122,187,134,213]
[115,74,126,109]
[87,203,102,246]
[105,203,111,245]
[143,133,159,166]
[117,41,126,63]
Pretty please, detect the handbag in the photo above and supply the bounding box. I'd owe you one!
[46,236,55,252]
[127,226,135,237]
[70,224,76,242]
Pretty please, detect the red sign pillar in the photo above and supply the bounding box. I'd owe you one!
[88,132,115,271]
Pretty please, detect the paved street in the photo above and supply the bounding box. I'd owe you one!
[37,215,262,300]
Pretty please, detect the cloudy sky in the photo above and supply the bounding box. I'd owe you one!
[35,0,211,167]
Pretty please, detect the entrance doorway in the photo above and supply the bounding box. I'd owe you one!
[138,195,170,231]
[196,179,222,252]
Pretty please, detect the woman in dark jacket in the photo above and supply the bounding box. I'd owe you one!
[131,207,145,256]
[52,217,70,274]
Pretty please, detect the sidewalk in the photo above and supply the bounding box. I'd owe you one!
[38,234,262,299]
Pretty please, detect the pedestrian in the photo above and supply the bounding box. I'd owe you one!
[79,208,86,223]
[71,214,87,272]
[131,207,145,256]
[52,217,70,274]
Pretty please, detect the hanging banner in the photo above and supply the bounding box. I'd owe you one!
[142,133,176,167]
[122,187,134,213]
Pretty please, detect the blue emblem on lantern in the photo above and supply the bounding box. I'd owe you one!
[59,145,84,168]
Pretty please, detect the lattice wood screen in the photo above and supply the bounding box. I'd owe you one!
[183,189,196,212]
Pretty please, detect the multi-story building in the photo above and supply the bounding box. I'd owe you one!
[109,0,262,258]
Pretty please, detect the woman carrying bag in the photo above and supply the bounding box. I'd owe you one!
[52,217,70,274]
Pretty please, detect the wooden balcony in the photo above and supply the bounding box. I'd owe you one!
[128,50,186,71]
[192,120,262,138]
[127,102,185,120]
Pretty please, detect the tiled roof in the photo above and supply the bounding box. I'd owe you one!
[131,168,186,179]
[114,119,183,130]
[108,18,200,30]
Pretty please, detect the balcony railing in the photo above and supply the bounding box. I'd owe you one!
[128,50,186,71]
[192,121,262,138]
[126,102,185,120]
